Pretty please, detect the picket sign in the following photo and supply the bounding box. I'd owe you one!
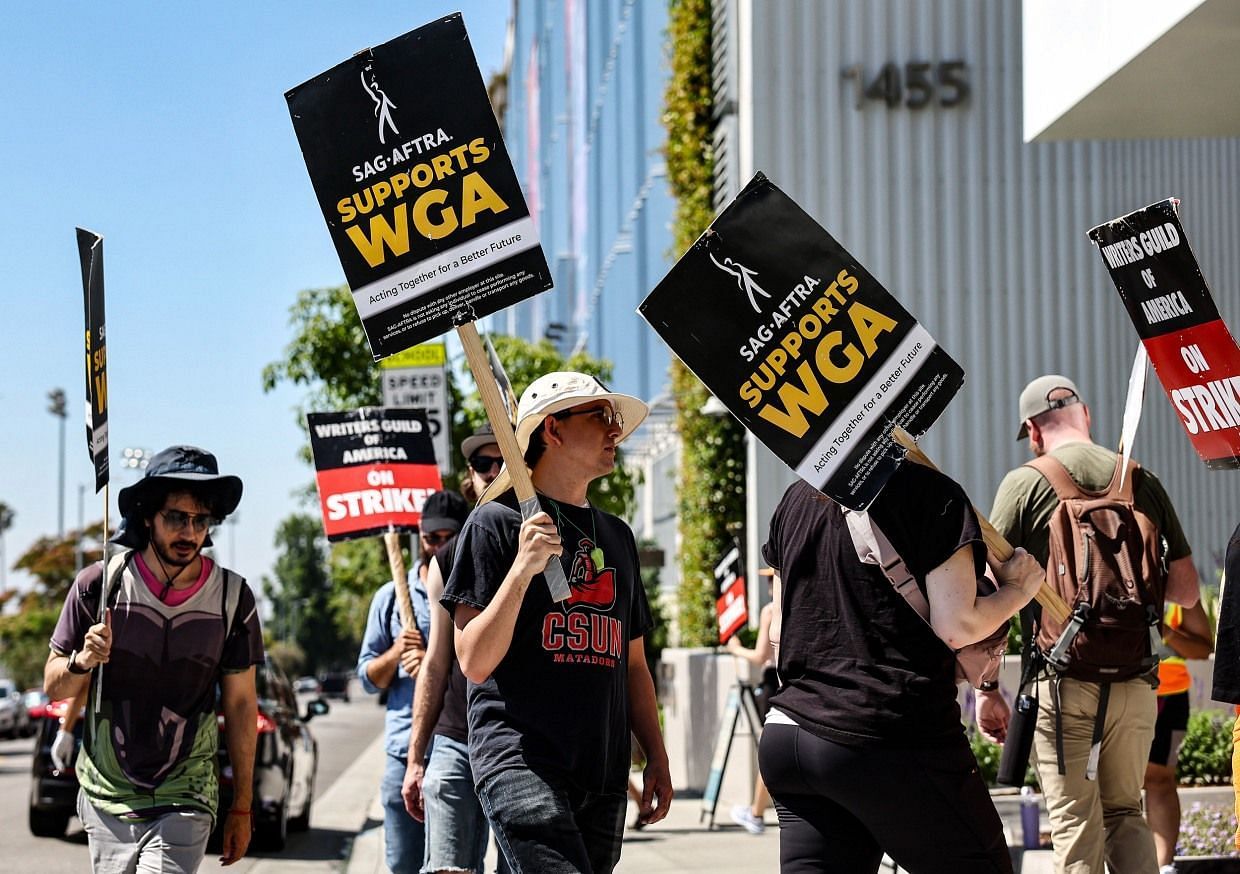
[891,427,1071,625]
[456,320,571,602]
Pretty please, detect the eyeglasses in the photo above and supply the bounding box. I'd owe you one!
[158,509,219,533]
[554,406,623,430]
[421,531,453,546]
[468,453,503,474]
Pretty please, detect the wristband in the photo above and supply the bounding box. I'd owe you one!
[976,680,1000,692]
[229,809,251,817]
[67,650,90,675]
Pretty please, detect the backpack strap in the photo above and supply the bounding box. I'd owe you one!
[218,568,244,637]
[843,509,931,622]
[1025,454,1091,501]
[1102,456,1140,504]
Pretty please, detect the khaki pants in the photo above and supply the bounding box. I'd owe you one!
[1232,714,1240,851]
[1033,676,1158,874]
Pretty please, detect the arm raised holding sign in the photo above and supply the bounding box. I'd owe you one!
[440,370,669,871]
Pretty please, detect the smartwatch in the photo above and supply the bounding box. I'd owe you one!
[67,650,90,675]
[976,679,1000,692]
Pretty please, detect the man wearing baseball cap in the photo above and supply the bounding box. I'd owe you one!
[403,424,505,873]
[357,488,468,874]
[45,445,263,871]
[989,376,1201,874]
[441,371,671,873]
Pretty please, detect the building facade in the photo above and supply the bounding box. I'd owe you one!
[503,0,1240,618]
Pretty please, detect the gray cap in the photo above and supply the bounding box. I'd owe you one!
[460,422,499,460]
[1016,374,1081,440]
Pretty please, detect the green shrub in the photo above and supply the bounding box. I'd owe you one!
[1177,709,1234,786]
[968,726,1002,786]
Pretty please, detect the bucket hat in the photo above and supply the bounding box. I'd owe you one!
[112,446,242,547]
[478,372,648,504]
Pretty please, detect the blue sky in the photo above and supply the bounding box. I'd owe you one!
[0,2,509,600]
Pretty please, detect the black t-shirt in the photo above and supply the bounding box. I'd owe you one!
[1212,522,1240,703]
[442,491,653,794]
[431,536,469,744]
[762,463,984,748]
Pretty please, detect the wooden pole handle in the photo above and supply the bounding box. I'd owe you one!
[383,531,416,631]
[890,427,1071,625]
[456,321,571,601]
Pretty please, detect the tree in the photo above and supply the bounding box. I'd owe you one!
[0,522,104,688]
[262,514,356,673]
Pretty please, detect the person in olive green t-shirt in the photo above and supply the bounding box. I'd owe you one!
[986,375,1202,874]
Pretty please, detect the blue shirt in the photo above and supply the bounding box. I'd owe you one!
[356,574,431,758]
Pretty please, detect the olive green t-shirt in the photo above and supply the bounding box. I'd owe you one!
[989,441,1191,565]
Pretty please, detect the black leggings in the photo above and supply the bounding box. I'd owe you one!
[758,722,1012,874]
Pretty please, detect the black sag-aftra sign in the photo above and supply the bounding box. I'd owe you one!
[639,174,963,509]
[286,14,552,360]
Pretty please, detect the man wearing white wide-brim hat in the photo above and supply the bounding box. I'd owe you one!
[442,371,672,873]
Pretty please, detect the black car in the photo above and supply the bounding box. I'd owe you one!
[317,670,352,702]
[29,658,328,850]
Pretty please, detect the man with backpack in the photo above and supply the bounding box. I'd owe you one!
[44,445,264,872]
[989,375,1203,874]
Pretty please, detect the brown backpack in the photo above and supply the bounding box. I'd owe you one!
[1028,454,1166,683]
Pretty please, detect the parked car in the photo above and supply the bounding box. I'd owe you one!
[27,696,81,837]
[293,676,321,696]
[24,688,50,723]
[317,671,351,702]
[28,659,329,847]
[0,679,31,738]
[217,658,328,850]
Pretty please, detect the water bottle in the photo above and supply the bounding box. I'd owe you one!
[1019,786,1040,850]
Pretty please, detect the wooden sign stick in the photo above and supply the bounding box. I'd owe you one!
[383,530,417,631]
[891,427,1071,625]
[456,321,571,602]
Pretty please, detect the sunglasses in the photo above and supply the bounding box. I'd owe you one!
[421,531,453,546]
[159,509,219,533]
[554,406,624,430]
[468,453,503,474]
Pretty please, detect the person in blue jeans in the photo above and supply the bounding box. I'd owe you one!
[442,373,673,874]
[403,426,502,873]
[358,490,467,873]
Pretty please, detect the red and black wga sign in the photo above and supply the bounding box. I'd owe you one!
[714,543,748,644]
[1089,198,1240,469]
[307,408,443,542]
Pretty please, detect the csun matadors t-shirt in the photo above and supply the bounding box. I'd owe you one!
[442,491,653,795]
[763,463,984,748]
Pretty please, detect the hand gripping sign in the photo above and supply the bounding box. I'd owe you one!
[1089,198,1240,469]
[308,407,442,630]
[639,174,1070,623]
[287,14,570,601]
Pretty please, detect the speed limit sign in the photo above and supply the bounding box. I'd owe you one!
[380,343,452,476]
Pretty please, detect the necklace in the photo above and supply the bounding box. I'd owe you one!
[546,498,605,571]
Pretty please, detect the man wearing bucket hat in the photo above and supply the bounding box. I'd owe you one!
[990,375,1201,874]
[442,371,671,873]
[45,445,263,872]
[357,488,469,874]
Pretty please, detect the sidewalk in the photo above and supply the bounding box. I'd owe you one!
[345,765,1238,874]
[347,784,780,874]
